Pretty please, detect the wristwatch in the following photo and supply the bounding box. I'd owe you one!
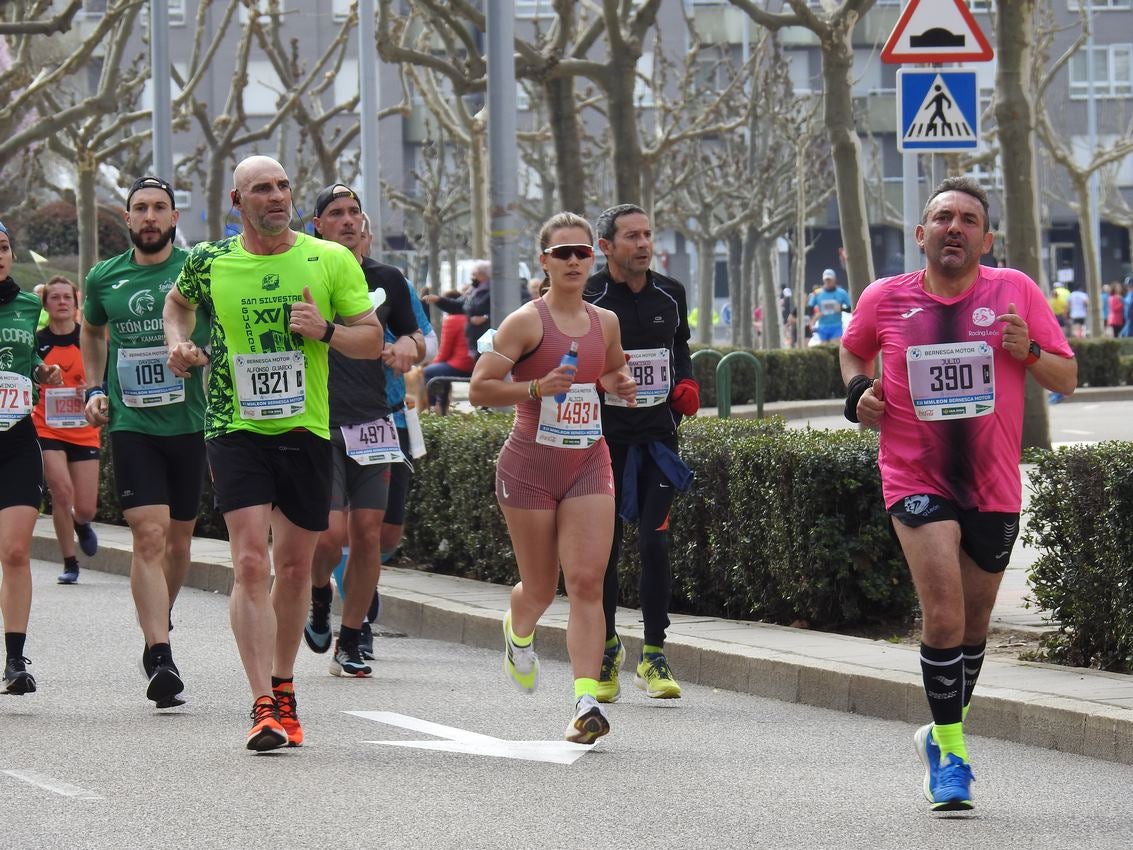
[1023,340,1041,366]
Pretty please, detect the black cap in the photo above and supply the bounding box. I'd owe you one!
[126,176,176,209]
[313,184,361,219]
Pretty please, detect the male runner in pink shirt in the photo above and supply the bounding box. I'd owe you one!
[840,177,1077,812]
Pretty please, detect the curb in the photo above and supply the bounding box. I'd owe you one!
[34,526,1133,766]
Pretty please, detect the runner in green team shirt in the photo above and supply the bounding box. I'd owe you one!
[82,176,209,710]
[0,220,64,696]
[164,155,382,752]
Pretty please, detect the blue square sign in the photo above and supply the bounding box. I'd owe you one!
[897,68,980,153]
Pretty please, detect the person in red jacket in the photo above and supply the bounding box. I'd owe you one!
[423,291,475,414]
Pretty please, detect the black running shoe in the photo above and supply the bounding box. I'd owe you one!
[75,523,98,557]
[147,660,186,708]
[303,593,333,654]
[359,621,375,661]
[2,656,37,695]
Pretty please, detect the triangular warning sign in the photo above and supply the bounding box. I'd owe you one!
[903,74,975,143]
[882,0,994,64]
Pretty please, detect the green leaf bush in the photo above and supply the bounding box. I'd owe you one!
[1067,337,1122,387]
[1024,443,1133,672]
[404,414,915,630]
[690,343,844,406]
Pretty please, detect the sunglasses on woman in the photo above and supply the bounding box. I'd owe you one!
[543,243,595,261]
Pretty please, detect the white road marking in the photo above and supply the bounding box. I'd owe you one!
[1060,429,1093,435]
[3,769,102,799]
[347,710,595,765]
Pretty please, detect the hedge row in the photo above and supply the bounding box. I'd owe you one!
[7,201,132,260]
[1024,442,1133,673]
[690,343,844,407]
[402,414,915,629]
[86,414,915,630]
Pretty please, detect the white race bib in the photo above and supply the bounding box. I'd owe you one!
[116,346,185,408]
[906,341,995,421]
[233,351,306,420]
[0,372,33,431]
[44,387,87,429]
[607,347,669,408]
[341,415,403,465]
[536,384,602,448]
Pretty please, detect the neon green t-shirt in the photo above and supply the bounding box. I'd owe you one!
[83,247,209,436]
[174,233,372,440]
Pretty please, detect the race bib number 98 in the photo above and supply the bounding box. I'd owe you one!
[607,347,669,408]
[906,341,995,421]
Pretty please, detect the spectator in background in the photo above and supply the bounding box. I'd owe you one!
[422,260,491,359]
[808,268,852,343]
[1048,280,1070,335]
[1067,283,1088,338]
[1122,276,1133,338]
[1106,281,1124,337]
[423,290,476,415]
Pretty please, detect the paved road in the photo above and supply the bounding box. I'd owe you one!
[3,562,1132,850]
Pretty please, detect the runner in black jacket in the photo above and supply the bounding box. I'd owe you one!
[584,204,698,703]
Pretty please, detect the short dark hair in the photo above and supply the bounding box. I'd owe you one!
[126,176,176,210]
[595,204,647,242]
[921,176,990,232]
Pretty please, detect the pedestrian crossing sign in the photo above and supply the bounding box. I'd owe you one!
[897,68,979,153]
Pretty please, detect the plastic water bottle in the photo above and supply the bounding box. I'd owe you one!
[554,341,579,403]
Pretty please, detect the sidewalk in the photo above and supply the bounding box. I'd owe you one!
[31,514,1133,766]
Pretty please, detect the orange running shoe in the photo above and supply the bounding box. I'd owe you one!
[247,695,288,751]
[273,682,304,747]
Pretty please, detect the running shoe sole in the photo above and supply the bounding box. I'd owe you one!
[329,660,372,678]
[57,571,79,585]
[1,673,36,695]
[914,723,938,804]
[246,725,288,752]
[147,665,185,707]
[634,673,682,699]
[565,706,610,745]
[303,621,333,654]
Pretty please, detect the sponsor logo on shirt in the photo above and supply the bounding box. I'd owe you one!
[0,346,14,369]
[903,494,934,516]
[972,307,996,327]
[112,279,131,289]
[262,274,280,291]
[128,290,156,317]
[900,307,925,319]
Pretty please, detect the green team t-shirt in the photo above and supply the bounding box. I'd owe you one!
[0,289,47,429]
[83,247,208,436]
[174,233,372,440]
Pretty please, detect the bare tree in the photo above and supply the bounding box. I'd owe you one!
[730,0,877,304]
[995,0,1051,450]
[0,0,82,37]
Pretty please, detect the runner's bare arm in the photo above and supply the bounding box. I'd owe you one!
[80,320,111,425]
[163,288,208,378]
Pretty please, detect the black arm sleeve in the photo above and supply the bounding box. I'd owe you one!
[433,296,465,315]
[377,267,419,338]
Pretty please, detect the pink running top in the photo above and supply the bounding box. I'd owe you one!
[841,266,1073,512]
[510,298,607,442]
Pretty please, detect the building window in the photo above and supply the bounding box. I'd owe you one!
[1070,44,1133,99]
[83,0,107,16]
[240,1,286,24]
[333,0,352,21]
[143,0,187,26]
[515,1,555,17]
[1068,1,1132,10]
[244,60,285,116]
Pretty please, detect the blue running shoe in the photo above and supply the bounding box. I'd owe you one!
[75,522,98,557]
[57,565,80,584]
[913,723,941,804]
[930,753,975,812]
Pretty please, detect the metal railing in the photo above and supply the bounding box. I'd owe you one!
[692,348,765,420]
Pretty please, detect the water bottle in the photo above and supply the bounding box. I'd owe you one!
[554,341,579,403]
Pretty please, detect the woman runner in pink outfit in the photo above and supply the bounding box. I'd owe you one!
[470,212,636,744]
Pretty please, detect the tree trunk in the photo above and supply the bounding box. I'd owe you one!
[426,218,442,293]
[996,0,1051,450]
[757,235,780,351]
[728,233,743,348]
[76,153,99,286]
[469,123,489,257]
[695,237,715,346]
[602,65,643,206]
[545,76,584,214]
[822,20,875,303]
[741,228,757,349]
[1071,172,1105,337]
[206,149,227,242]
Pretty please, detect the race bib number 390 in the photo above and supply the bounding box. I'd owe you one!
[117,345,185,407]
[906,341,995,421]
[234,351,306,420]
[0,371,33,431]
[536,384,602,448]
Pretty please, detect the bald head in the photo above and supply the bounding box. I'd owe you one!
[231,155,293,238]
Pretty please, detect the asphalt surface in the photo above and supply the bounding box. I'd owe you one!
[3,561,1133,850]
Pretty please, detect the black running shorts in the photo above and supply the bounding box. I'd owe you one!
[110,430,206,522]
[328,428,391,512]
[888,493,1019,574]
[0,417,44,510]
[206,428,332,532]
